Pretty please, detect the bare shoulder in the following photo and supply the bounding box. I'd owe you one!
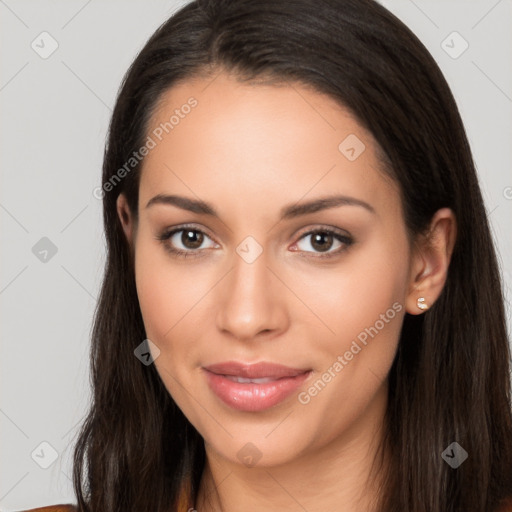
[17,506,78,512]
[499,497,512,512]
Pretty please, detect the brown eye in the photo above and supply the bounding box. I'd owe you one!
[156,225,218,258]
[294,228,353,257]
[310,232,335,252]
[180,229,204,249]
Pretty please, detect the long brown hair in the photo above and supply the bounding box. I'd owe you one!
[72,0,512,510]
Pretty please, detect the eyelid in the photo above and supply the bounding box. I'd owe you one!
[159,223,218,243]
[291,225,353,256]
[157,223,353,259]
[294,224,351,240]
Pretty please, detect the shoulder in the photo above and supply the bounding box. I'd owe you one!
[499,497,512,512]
[16,506,78,512]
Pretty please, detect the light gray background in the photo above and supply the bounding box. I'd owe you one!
[1,1,511,510]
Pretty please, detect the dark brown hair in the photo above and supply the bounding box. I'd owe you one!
[72,0,512,510]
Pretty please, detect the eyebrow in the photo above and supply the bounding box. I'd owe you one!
[145,193,376,219]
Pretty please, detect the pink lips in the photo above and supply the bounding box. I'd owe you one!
[202,361,312,412]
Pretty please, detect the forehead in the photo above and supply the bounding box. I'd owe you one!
[139,72,399,219]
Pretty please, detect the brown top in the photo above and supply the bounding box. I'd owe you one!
[18,506,77,512]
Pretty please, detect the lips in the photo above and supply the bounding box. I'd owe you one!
[202,361,312,411]
[203,361,311,379]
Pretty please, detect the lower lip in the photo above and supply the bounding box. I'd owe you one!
[203,369,311,412]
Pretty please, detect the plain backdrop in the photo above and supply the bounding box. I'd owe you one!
[1,0,511,509]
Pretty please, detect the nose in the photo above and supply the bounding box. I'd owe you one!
[215,248,289,342]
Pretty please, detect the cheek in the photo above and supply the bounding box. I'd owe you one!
[133,235,220,429]
[296,238,409,344]
[133,233,218,363]
[292,233,408,427]
[290,290,404,449]
[291,234,408,406]
[134,234,192,344]
[134,244,170,338]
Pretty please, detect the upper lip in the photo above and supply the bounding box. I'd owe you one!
[203,361,311,379]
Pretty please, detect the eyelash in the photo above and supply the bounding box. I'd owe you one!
[155,224,354,260]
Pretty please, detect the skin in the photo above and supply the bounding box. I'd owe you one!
[116,70,456,512]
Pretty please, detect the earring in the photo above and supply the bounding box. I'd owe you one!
[417,297,429,311]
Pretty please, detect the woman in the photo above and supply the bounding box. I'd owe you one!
[23,0,512,510]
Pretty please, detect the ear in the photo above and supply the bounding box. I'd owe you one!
[116,193,136,247]
[405,207,457,315]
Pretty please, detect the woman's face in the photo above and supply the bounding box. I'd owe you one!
[119,72,415,468]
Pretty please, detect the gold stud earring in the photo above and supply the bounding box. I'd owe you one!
[417,297,429,311]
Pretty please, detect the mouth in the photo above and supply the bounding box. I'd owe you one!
[202,361,312,412]
[221,375,287,384]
